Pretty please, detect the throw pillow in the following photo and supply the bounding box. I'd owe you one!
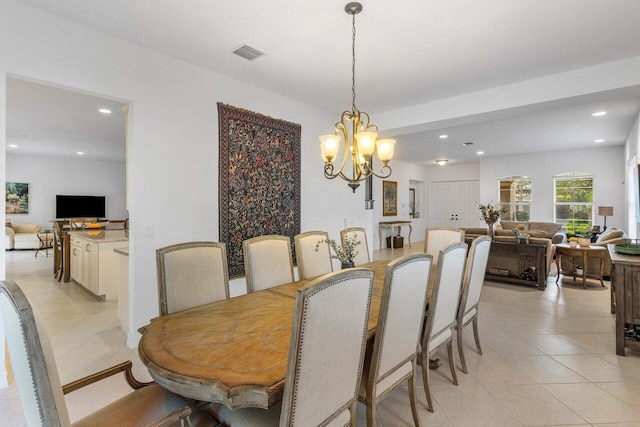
[597,228,624,242]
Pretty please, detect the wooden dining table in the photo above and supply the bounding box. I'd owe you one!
[138,260,389,410]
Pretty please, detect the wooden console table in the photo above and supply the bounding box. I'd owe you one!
[378,220,412,250]
[485,241,547,290]
[608,246,640,356]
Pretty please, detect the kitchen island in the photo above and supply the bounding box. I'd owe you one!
[69,229,128,300]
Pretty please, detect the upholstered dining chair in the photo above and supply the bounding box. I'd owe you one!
[294,231,333,279]
[209,268,375,426]
[456,236,491,374]
[68,217,98,230]
[420,242,468,412]
[423,227,465,265]
[156,241,230,315]
[0,280,215,427]
[340,227,370,266]
[244,235,294,293]
[359,253,432,427]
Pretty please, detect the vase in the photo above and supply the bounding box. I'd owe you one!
[341,261,355,269]
[486,223,495,240]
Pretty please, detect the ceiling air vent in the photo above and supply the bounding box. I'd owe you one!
[233,44,265,61]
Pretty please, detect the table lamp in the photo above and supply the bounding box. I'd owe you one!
[598,206,613,231]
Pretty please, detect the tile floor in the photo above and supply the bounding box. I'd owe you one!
[2,245,640,426]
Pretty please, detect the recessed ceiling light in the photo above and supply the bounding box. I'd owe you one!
[8,144,18,148]
[77,151,85,155]
[592,111,607,117]
[594,139,604,143]
[477,151,484,155]
[98,108,111,114]
[462,142,474,146]
[439,134,448,139]
[436,159,448,166]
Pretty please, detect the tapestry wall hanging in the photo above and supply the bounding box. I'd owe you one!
[218,103,301,277]
[6,182,29,214]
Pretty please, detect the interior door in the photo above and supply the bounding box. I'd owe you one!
[430,180,480,227]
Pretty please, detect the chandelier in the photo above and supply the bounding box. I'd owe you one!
[319,2,395,193]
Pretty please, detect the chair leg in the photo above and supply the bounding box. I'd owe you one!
[408,371,422,427]
[472,316,482,355]
[421,349,434,413]
[366,398,377,427]
[448,340,458,386]
[457,324,468,374]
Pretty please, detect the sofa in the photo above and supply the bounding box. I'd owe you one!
[496,221,567,244]
[560,227,629,278]
[5,220,45,250]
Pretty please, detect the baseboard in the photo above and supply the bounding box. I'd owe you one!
[126,331,141,349]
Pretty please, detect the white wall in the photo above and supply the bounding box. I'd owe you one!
[6,154,126,229]
[0,0,364,344]
[479,146,625,229]
[624,112,640,237]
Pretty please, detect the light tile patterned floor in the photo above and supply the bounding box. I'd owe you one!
[2,245,640,426]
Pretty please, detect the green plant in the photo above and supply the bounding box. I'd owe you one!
[315,233,361,264]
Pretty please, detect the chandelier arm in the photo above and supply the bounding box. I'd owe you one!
[369,165,393,179]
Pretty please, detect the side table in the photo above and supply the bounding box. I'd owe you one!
[554,243,606,288]
[378,220,412,250]
[35,230,54,258]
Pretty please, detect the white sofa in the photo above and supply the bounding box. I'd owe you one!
[5,221,45,250]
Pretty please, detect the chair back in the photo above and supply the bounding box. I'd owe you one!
[340,227,370,266]
[294,231,333,279]
[68,218,98,230]
[458,236,491,322]
[0,280,71,427]
[280,268,374,426]
[369,254,432,395]
[53,221,64,251]
[243,235,294,293]
[156,241,230,315]
[424,243,468,346]
[424,227,465,264]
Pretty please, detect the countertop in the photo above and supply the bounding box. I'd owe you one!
[70,229,129,243]
[114,247,129,256]
[608,243,640,266]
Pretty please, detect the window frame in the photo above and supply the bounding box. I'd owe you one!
[498,176,532,222]
[554,172,594,235]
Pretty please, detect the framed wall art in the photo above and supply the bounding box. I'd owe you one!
[6,182,29,214]
[382,180,397,216]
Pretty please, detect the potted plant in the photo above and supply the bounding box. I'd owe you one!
[477,202,508,239]
[315,233,361,269]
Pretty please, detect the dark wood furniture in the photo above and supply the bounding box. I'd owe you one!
[138,261,388,410]
[608,246,640,356]
[555,244,606,288]
[485,240,547,290]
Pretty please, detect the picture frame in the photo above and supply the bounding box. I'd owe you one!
[382,180,398,216]
[6,182,29,214]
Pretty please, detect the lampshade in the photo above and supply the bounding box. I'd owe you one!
[355,131,377,156]
[375,139,396,163]
[598,206,613,216]
[319,134,341,163]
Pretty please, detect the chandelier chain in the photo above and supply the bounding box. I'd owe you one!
[351,12,357,112]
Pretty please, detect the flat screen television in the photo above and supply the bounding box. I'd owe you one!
[56,195,106,219]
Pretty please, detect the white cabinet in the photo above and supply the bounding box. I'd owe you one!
[70,234,128,300]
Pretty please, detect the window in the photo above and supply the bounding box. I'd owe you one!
[499,176,532,221]
[554,172,593,234]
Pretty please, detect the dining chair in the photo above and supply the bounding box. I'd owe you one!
[340,227,370,266]
[208,268,375,426]
[156,241,230,315]
[69,217,98,230]
[359,253,432,427]
[294,230,333,279]
[420,242,468,412]
[243,235,294,293]
[53,221,64,282]
[0,280,215,427]
[423,227,465,264]
[456,236,491,374]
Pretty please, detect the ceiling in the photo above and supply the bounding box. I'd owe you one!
[6,0,640,165]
